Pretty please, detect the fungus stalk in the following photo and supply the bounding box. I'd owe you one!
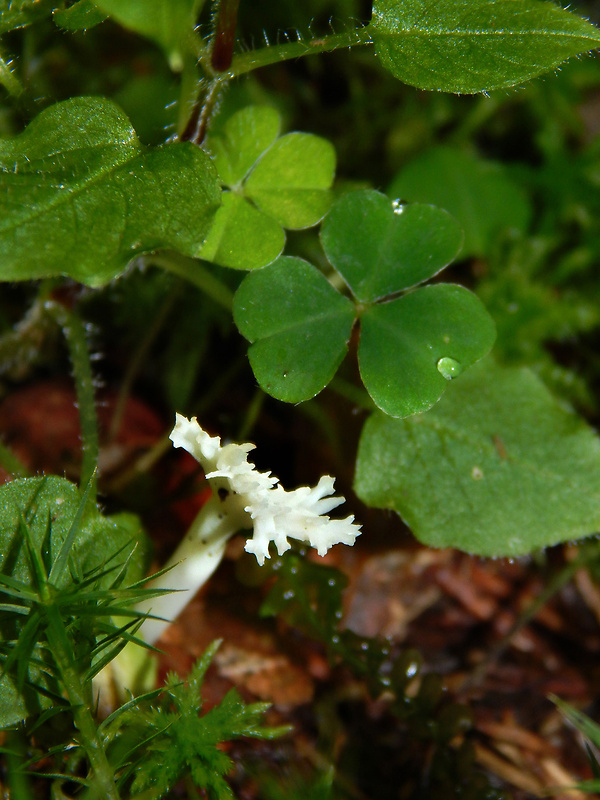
[137,414,361,645]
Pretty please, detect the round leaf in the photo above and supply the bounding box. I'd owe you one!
[371,0,600,94]
[389,146,531,258]
[355,358,600,555]
[206,105,281,187]
[245,133,336,229]
[199,191,284,270]
[233,257,355,402]
[358,284,496,417]
[321,189,463,303]
[0,97,221,287]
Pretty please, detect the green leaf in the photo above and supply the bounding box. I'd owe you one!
[125,642,288,799]
[0,476,149,726]
[358,284,496,417]
[321,190,463,303]
[233,256,355,402]
[206,105,281,187]
[370,0,600,94]
[0,96,220,287]
[388,146,532,258]
[91,0,204,70]
[53,0,107,31]
[244,132,336,228]
[199,191,284,270]
[0,477,145,591]
[0,0,55,35]
[355,358,600,555]
[202,106,336,269]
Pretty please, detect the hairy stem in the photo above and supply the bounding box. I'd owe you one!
[44,301,98,501]
[229,26,372,78]
[44,602,120,800]
[211,0,240,73]
[0,51,23,96]
[180,77,226,145]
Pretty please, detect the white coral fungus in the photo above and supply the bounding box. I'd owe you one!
[170,413,361,565]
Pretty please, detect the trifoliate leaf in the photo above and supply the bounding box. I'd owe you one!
[321,190,463,303]
[355,358,600,555]
[200,191,284,270]
[206,105,281,187]
[0,96,220,286]
[202,106,336,269]
[244,133,336,229]
[233,256,355,402]
[358,284,496,417]
[370,0,600,93]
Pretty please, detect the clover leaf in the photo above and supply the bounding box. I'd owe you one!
[201,106,335,270]
[321,189,463,302]
[233,189,496,417]
[233,256,355,402]
[358,284,496,417]
[0,96,221,287]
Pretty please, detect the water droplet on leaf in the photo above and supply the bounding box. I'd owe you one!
[437,357,463,380]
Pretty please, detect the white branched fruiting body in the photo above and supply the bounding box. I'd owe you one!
[170,413,361,565]
[137,415,361,645]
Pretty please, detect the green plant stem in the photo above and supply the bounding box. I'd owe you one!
[149,252,233,310]
[177,55,203,137]
[181,76,226,144]
[5,730,32,800]
[329,376,375,411]
[0,51,23,96]
[228,26,372,78]
[44,301,98,501]
[44,602,120,800]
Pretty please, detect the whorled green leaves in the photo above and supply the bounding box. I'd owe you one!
[355,358,600,555]
[0,476,148,726]
[201,106,335,270]
[370,0,600,94]
[0,96,221,287]
[233,190,496,415]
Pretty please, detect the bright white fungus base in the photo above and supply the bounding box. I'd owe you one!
[137,414,361,644]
